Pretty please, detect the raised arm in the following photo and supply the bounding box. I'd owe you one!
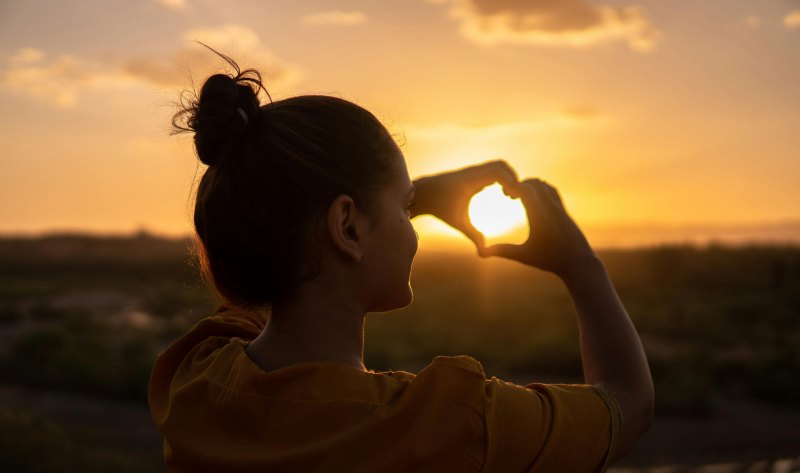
[482,178,654,462]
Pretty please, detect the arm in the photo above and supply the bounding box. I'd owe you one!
[483,179,654,462]
[564,257,654,460]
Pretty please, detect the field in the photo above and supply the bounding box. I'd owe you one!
[0,234,798,471]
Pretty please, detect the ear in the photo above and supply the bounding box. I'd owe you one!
[327,195,365,263]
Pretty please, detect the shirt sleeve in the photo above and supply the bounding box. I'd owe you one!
[481,378,622,473]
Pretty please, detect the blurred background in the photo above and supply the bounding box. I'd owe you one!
[1,1,799,471]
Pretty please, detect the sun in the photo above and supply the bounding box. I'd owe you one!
[468,183,528,239]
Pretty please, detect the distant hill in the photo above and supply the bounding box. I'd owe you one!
[582,220,800,248]
[3,220,800,251]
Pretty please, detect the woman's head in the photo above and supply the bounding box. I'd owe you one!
[174,50,416,310]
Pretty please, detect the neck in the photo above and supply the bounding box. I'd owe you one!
[246,284,367,372]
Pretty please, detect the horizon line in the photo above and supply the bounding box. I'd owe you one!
[2,221,800,252]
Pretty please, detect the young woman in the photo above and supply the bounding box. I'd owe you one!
[148,52,654,473]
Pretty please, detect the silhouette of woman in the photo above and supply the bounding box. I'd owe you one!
[148,49,654,473]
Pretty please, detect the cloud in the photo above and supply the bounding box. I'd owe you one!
[302,10,368,26]
[560,104,601,120]
[0,25,302,108]
[0,48,139,107]
[123,24,302,88]
[432,0,660,52]
[784,9,800,29]
[154,0,187,11]
[405,110,604,140]
[743,15,761,29]
[9,48,44,64]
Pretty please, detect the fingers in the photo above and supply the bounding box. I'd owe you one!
[459,224,486,252]
[541,180,565,209]
[481,178,572,268]
[480,243,524,260]
[485,160,518,188]
[468,160,519,192]
[516,178,554,228]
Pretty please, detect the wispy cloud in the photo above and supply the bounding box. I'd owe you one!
[784,9,800,29]
[124,24,303,88]
[302,10,368,27]
[743,15,761,29]
[431,0,660,52]
[0,25,302,107]
[0,48,139,107]
[560,104,602,121]
[405,109,604,141]
[154,0,188,11]
[396,112,610,176]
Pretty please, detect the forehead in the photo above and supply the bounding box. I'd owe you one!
[390,150,412,187]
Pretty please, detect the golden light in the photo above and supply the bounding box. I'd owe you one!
[468,183,528,242]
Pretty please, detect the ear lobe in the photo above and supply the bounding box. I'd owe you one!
[327,195,364,263]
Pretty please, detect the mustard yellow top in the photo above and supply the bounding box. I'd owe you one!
[148,307,621,473]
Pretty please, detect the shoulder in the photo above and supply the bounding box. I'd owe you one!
[406,355,488,395]
[482,380,623,473]
[149,307,266,420]
[426,354,486,376]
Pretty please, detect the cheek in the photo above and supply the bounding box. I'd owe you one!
[409,222,418,256]
[400,217,418,257]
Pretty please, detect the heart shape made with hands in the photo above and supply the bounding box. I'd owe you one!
[468,183,529,246]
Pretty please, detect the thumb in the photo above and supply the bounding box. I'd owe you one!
[480,243,524,261]
[460,225,486,253]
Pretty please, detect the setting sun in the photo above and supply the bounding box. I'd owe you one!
[468,184,527,240]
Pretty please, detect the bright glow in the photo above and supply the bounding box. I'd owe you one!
[468,184,527,238]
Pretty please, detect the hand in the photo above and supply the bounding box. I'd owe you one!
[412,160,518,250]
[481,178,599,280]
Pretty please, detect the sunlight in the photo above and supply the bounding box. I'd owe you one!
[468,183,527,238]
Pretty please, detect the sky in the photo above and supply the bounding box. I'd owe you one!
[1,0,799,248]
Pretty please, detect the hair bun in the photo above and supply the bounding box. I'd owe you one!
[190,74,260,166]
[172,48,267,167]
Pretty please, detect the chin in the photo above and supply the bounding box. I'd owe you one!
[370,285,414,312]
[398,284,414,308]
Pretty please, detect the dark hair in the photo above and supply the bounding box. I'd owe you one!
[173,47,400,309]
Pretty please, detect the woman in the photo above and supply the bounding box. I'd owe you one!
[148,51,654,472]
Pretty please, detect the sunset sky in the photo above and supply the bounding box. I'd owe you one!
[1,0,799,248]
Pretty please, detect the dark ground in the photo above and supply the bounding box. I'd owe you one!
[2,384,799,472]
[1,235,799,471]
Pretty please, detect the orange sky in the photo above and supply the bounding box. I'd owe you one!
[1,0,799,247]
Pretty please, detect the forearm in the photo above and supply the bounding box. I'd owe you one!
[562,256,654,456]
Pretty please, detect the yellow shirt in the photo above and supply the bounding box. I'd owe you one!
[149,307,621,472]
